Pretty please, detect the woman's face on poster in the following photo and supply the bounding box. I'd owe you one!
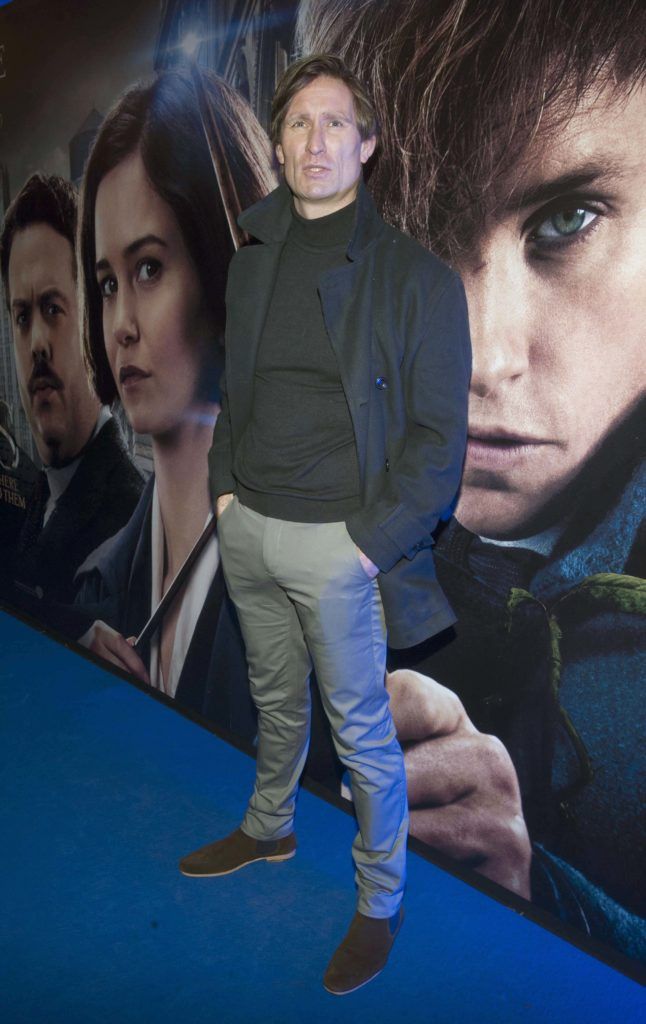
[94,150,213,439]
[455,83,646,539]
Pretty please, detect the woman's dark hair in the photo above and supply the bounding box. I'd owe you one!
[79,68,274,404]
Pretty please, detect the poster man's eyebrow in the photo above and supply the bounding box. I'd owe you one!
[40,288,67,304]
[10,289,67,311]
[506,161,624,211]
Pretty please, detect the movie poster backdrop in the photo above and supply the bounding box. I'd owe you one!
[0,0,643,970]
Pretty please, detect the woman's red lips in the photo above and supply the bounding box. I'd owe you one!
[119,365,150,385]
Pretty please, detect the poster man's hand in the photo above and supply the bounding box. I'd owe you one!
[386,669,531,898]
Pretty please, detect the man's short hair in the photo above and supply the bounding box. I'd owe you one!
[270,53,378,147]
[297,0,646,261]
[0,173,77,300]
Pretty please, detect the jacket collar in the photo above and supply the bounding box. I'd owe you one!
[238,177,386,259]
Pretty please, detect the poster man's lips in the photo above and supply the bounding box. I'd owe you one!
[468,427,552,446]
[30,377,61,395]
[466,429,557,469]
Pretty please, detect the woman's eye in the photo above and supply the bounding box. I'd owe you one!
[531,207,598,240]
[99,276,117,298]
[136,258,161,283]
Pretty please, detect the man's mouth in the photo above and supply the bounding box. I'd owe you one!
[303,164,331,175]
[466,427,555,467]
[29,376,62,400]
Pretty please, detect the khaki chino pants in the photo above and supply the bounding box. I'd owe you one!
[217,496,408,918]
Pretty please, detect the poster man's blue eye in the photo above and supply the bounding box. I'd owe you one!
[535,208,595,238]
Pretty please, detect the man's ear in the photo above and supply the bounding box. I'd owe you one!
[360,134,377,164]
[275,143,285,166]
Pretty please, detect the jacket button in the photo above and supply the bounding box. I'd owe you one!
[385,459,390,472]
[375,376,388,389]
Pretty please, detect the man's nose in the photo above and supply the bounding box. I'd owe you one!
[30,314,52,363]
[463,254,531,398]
[306,123,325,155]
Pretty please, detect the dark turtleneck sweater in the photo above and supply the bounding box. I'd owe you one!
[233,199,361,522]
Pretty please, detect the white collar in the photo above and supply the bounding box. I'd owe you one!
[478,523,563,557]
[148,480,219,698]
[42,408,112,523]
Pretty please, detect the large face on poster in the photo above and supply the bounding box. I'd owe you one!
[0,0,643,971]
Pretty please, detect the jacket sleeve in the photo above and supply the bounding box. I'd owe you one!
[531,844,646,962]
[346,271,471,572]
[207,366,237,509]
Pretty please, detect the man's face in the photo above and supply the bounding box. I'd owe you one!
[276,75,376,219]
[8,223,99,465]
[455,84,646,539]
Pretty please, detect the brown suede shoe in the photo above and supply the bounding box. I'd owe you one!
[179,828,297,877]
[323,908,404,995]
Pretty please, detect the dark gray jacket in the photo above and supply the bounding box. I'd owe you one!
[209,181,471,647]
[11,416,143,605]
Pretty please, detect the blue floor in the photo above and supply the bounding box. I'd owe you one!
[1,609,644,1023]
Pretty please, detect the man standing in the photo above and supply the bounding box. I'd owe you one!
[0,173,143,609]
[180,55,471,993]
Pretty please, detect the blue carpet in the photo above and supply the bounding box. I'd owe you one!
[1,609,643,1023]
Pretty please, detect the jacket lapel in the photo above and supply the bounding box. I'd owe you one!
[318,261,372,476]
[227,183,294,387]
[226,242,284,386]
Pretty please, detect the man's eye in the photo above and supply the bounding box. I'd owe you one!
[136,258,161,283]
[531,207,597,241]
[45,303,62,317]
[99,276,117,298]
[15,311,28,328]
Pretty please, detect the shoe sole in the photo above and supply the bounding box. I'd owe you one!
[179,848,296,878]
[323,967,384,996]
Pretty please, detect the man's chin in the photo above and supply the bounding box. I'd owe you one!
[34,422,66,467]
[455,489,546,541]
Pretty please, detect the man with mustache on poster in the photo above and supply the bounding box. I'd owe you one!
[180,54,471,992]
[298,0,646,962]
[0,173,143,609]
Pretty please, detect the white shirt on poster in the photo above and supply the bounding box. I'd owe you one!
[148,480,219,698]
